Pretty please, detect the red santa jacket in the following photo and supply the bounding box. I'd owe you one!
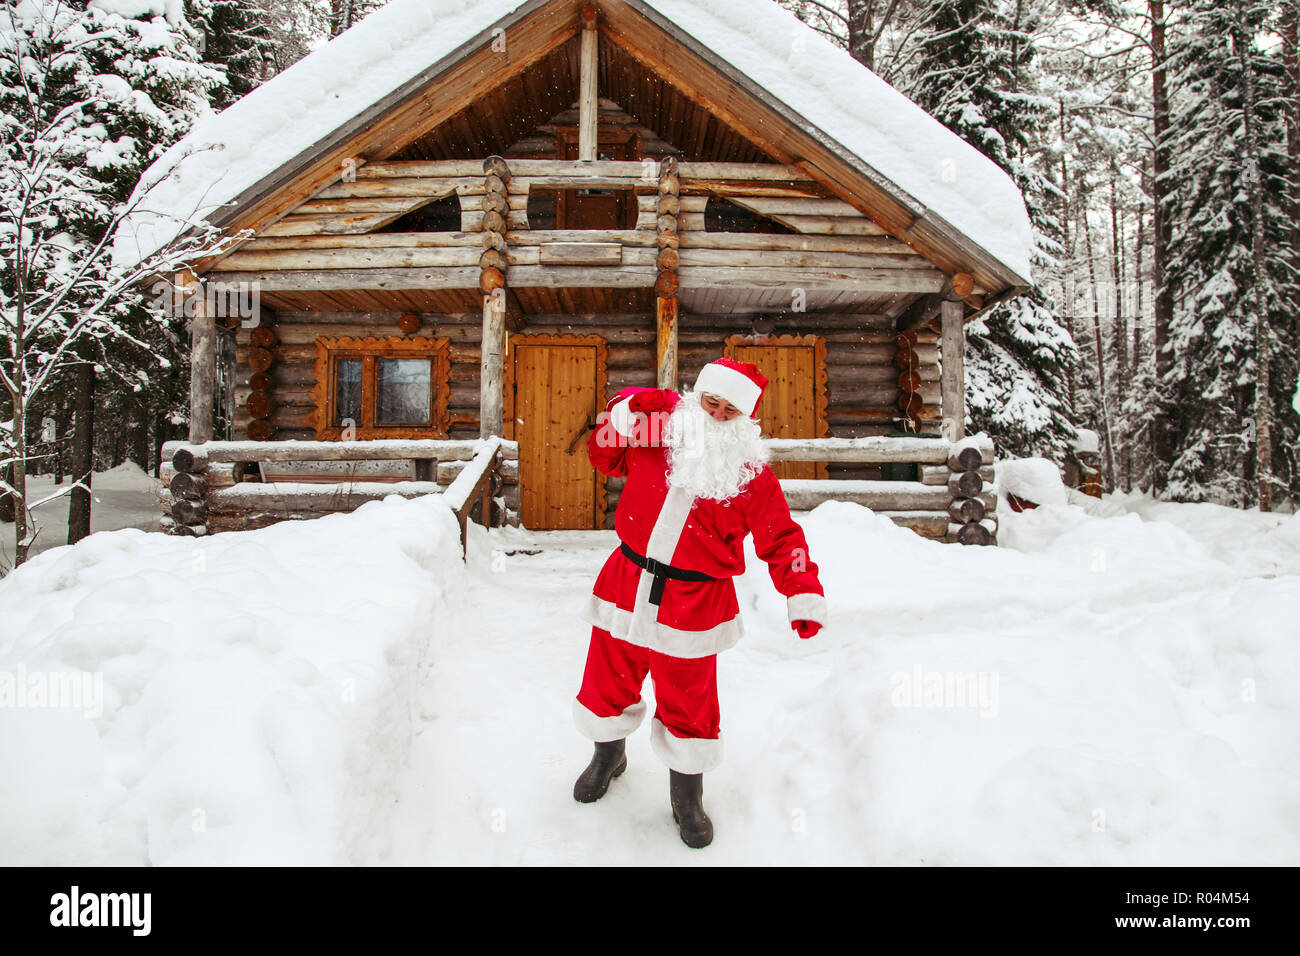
[582,386,828,658]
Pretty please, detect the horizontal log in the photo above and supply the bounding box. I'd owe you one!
[763,436,966,464]
[243,233,483,251]
[673,248,929,270]
[678,233,913,254]
[295,198,448,216]
[461,210,530,231]
[505,264,656,287]
[677,162,813,182]
[459,194,530,212]
[261,212,400,236]
[313,179,462,199]
[218,247,483,271]
[949,497,987,522]
[674,266,945,293]
[767,216,889,236]
[923,463,994,485]
[538,242,623,265]
[882,513,952,538]
[206,481,446,514]
[779,479,994,511]
[505,229,655,247]
[637,195,708,212]
[162,438,518,464]
[949,470,983,498]
[957,520,995,546]
[733,197,868,218]
[258,459,419,482]
[437,458,520,484]
[949,445,994,469]
[637,212,701,231]
[354,160,813,183]
[208,267,482,291]
[171,498,208,524]
[170,472,207,500]
[677,182,825,200]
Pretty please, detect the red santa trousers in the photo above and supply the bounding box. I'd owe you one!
[573,625,723,774]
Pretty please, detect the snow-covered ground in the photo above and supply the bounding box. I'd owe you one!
[2,470,1298,864]
[0,461,165,570]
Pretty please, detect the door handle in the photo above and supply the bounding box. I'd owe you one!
[565,413,596,456]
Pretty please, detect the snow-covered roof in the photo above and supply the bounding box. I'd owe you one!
[113,0,1036,286]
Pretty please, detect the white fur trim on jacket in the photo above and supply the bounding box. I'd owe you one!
[572,697,647,742]
[786,591,828,627]
[650,717,723,773]
[582,593,745,659]
[694,362,763,417]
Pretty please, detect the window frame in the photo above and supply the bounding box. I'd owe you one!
[312,335,451,440]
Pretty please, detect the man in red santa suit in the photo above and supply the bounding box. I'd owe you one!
[571,356,828,848]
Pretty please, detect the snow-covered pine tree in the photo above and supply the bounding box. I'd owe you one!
[184,0,275,110]
[328,0,381,38]
[1036,4,1157,495]
[1160,0,1300,506]
[904,0,1079,463]
[1,0,227,567]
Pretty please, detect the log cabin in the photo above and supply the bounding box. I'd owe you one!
[119,0,1036,546]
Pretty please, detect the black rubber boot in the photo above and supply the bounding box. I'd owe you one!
[573,739,627,803]
[669,770,714,848]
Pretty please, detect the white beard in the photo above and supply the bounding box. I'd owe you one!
[664,389,769,501]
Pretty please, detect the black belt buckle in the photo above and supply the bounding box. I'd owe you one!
[643,555,668,605]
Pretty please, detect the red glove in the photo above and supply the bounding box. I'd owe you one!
[792,620,821,640]
[627,389,678,414]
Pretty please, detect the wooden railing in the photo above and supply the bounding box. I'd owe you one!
[441,437,504,553]
[762,434,998,545]
[160,438,518,552]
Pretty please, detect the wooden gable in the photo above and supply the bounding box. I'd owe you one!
[190,0,1027,313]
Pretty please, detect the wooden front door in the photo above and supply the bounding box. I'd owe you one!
[725,335,829,480]
[505,335,608,530]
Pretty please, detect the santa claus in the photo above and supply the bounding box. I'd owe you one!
[572,356,828,848]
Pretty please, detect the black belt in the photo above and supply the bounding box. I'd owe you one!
[620,542,717,606]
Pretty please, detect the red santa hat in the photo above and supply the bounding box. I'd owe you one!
[693,356,768,417]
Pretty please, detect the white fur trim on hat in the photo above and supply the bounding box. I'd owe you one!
[694,362,763,417]
[650,717,723,773]
[608,396,636,437]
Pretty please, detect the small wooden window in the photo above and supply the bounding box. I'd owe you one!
[312,336,450,439]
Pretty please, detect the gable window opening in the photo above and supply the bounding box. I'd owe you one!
[703,196,796,234]
[526,184,637,230]
[375,192,463,233]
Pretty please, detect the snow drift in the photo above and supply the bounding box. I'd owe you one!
[0,493,466,865]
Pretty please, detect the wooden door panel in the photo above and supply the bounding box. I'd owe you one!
[515,345,599,529]
[729,343,827,480]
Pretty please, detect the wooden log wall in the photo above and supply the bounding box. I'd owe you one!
[209,161,950,299]
[946,443,998,545]
[160,439,519,536]
[228,305,941,529]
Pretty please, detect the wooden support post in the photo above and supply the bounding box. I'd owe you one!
[480,156,511,438]
[940,298,965,442]
[656,156,680,389]
[184,271,215,444]
[656,296,678,390]
[578,7,598,162]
